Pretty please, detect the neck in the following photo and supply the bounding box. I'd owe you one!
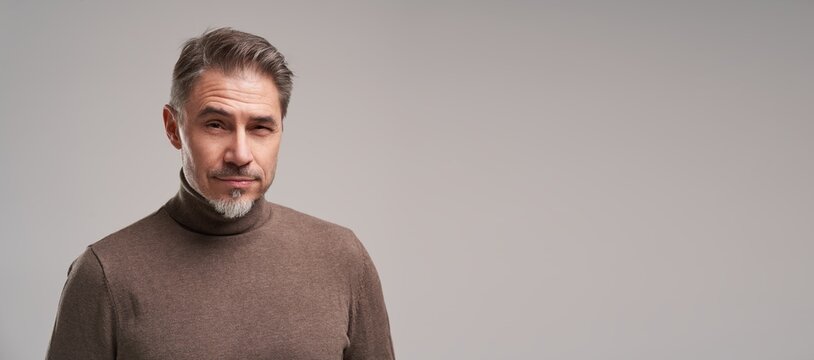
[164,170,272,236]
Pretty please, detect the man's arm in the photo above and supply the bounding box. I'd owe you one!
[46,247,117,360]
[344,235,395,359]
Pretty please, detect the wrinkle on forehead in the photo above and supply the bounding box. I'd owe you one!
[185,69,281,120]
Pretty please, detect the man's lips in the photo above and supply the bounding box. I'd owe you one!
[215,177,258,188]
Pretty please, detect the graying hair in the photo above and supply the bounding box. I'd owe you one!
[169,27,294,120]
[209,189,254,219]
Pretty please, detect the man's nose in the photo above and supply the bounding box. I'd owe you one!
[224,130,254,167]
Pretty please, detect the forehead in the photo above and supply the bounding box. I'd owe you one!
[186,69,281,116]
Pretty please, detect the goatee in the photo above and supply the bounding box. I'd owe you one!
[208,189,255,219]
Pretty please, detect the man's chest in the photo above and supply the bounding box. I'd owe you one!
[109,253,351,359]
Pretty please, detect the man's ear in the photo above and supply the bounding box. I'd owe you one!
[163,105,183,150]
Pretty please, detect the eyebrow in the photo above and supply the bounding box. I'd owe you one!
[197,106,278,125]
[197,106,231,118]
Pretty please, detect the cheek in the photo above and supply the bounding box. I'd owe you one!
[187,140,223,167]
[254,142,281,167]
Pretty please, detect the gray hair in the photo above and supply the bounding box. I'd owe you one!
[169,27,294,120]
[209,189,254,219]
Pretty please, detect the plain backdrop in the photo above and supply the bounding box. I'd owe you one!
[1,0,813,359]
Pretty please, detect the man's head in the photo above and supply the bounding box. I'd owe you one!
[162,28,293,218]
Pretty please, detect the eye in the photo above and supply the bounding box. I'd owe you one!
[205,120,226,130]
[253,125,276,134]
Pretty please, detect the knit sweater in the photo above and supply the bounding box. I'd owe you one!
[46,174,394,359]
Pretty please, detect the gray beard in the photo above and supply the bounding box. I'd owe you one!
[208,189,255,219]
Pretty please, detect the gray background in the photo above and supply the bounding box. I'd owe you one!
[1,0,812,359]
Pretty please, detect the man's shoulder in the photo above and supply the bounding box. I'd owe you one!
[88,207,171,252]
[267,201,366,253]
[269,201,354,235]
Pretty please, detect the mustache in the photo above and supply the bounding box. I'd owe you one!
[209,166,262,180]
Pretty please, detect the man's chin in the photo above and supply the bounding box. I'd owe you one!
[208,196,255,219]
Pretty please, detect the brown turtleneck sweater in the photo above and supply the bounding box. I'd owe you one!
[46,174,394,359]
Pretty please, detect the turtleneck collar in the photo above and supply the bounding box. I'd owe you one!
[164,170,272,236]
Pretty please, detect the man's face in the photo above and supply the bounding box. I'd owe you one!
[163,69,283,214]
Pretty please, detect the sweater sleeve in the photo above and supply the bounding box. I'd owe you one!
[46,247,117,360]
[344,234,395,360]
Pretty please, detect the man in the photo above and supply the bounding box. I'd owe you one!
[47,28,394,359]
